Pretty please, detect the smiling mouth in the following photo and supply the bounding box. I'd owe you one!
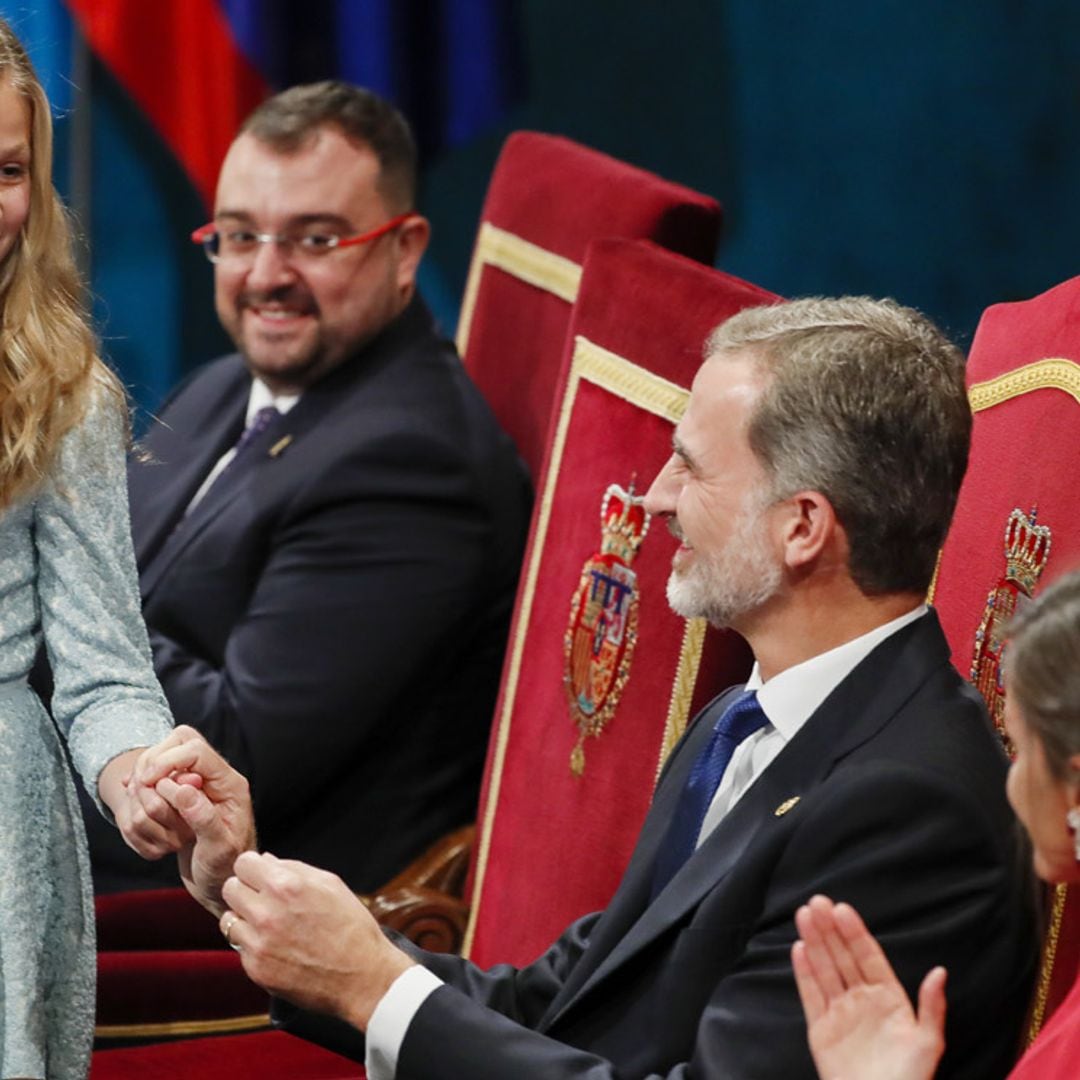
[667,519,692,551]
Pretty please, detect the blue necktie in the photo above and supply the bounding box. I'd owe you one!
[650,689,769,900]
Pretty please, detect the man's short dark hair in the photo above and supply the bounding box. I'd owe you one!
[240,80,418,210]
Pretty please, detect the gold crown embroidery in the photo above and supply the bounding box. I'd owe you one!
[970,508,1051,750]
[564,482,650,776]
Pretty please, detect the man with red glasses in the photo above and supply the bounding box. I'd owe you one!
[83,81,530,895]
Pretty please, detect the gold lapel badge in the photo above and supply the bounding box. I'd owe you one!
[774,796,801,817]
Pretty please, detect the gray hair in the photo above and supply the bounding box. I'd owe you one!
[240,80,418,210]
[706,296,971,595]
[1007,570,1080,780]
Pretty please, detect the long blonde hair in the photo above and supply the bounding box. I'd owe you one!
[0,18,120,509]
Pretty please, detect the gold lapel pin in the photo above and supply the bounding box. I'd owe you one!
[269,435,293,458]
[774,796,801,817]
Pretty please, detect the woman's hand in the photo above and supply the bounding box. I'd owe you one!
[791,895,946,1080]
[98,745,196,859]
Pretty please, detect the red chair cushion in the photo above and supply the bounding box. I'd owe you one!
[466,238,778,967]
[932,273,1080,1033]
[91,1030,360,1079]
[460,131,721,479]
[96,887,225,950]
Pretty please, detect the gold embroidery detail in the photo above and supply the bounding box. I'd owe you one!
[970,509,1051,747]
[1027,882,1069,1042]
[969,357,1080,412]
[464,336,691,956]
[457,222,583,356]
[656,617,709,783]
[572,336,689,422]
[925,547,943,604]
[774,796,801,817]
[95,1012,271,1040]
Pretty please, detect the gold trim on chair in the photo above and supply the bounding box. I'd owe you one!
[464,334,695,956]
[656,616,709,783]
[968,358,1080,412]
[456,222,583,356]
[1027,882,1069,1043]
[94,1012,271,1041]
[926,359,1080,605]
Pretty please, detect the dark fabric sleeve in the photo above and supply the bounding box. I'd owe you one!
[395,764,1033,1079]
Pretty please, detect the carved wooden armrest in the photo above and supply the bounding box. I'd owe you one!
[360,824,475,954]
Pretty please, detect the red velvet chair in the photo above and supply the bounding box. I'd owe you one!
[930,273,1080,1040]
[458,130,722,480]
[90,1030,359,1079]
[94,889,270,1044]
[465,238,779,967]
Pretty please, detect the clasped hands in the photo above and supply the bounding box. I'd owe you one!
[109,724,413,1031]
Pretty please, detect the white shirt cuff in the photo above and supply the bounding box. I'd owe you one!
[365,964,444,1080]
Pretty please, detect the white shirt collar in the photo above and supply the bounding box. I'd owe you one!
[746,604,928,743]
[246,378,300,425]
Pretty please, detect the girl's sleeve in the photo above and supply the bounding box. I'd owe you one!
[34,384,173,815]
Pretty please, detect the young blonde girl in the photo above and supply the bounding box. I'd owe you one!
[0,20,182,1079]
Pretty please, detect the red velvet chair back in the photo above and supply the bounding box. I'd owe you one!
[458,131,721,480]
[930,274,1080,1038]
[465,239,779,967]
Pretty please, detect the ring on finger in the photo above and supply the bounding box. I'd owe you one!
[222,911,243,953]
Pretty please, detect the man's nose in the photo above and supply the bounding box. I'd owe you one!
[243,237,297,289]
[643,456,677,517]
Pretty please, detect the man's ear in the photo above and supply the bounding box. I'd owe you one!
[395,214,431,292]
[775,490,837,572]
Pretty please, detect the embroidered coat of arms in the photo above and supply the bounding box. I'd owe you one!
[564,483,649,775]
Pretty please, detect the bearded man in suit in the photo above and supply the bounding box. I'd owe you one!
[140,296,1036,1078]
[87,81,530,894]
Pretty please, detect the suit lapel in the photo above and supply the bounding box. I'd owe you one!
[138,361,364,601]
[131,390,246,571]
[543,613,951,1030]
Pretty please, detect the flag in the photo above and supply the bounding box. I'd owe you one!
[66,0,522,209]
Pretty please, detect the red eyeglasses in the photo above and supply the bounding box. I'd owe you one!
[190,212,417,264]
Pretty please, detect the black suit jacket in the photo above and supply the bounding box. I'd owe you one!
[87,296,530,892]
[284,612,1036,1078]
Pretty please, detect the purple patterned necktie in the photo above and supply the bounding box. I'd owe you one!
[232,405,280,457]
[650,689,769,900]
[196,405,280,504]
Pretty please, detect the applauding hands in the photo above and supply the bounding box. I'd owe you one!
[791,895,947,1080]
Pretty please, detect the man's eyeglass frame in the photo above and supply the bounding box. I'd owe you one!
[190,212,417,264]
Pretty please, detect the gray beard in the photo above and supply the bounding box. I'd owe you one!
[665,497,782,628]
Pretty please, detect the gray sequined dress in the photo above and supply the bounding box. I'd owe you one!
[0,387,172,1079]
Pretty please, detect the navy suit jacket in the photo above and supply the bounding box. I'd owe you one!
[87,296,530,892]
[283,612,1036,1078]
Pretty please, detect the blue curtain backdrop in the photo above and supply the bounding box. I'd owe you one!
[2,2,1080,420]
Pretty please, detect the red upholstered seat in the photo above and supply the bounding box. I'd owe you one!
[94,888,270,1045]
[931,273,1080,1039]
[91,1031,360,1079]
[465,238,779,967]
[458,131,721,480]
[96,886,229,950]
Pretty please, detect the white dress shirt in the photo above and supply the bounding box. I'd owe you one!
[364,604,929,1079]
[183,379,300,516]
